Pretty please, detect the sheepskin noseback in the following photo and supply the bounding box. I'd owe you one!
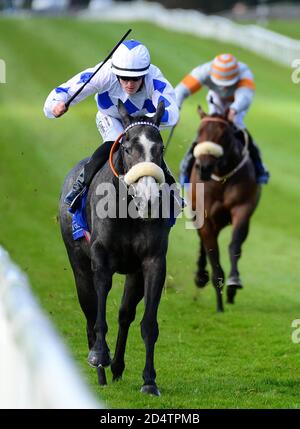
[130,176,161,220]
[124,162,165,186]
[193,141,224,158]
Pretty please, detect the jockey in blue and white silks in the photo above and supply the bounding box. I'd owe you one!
[44,40,180,210]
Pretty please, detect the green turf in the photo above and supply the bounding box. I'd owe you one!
[1,17,300,409]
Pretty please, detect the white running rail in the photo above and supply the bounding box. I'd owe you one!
[0,246,102,409]
[83,1,300,66]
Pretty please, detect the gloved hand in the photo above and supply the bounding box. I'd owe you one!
[52,102,68,118]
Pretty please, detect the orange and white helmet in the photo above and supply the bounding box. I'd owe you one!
[111,40,150,78]
[210,54,240,87]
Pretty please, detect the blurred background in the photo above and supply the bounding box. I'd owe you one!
[1,0,300,410]
[1,0,300,20]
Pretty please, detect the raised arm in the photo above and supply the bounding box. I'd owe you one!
[43,63,104,119]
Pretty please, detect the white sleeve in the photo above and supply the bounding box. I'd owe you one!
[175,62,210,108]
[43,62,106,119]
[147,66,179,129]
[231,87,254,113]
[231,65,255,113]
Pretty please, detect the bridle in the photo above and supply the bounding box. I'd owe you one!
[197,116,249,183]
[109,121,160,178]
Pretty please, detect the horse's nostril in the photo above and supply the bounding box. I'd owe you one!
[200,165,213,181]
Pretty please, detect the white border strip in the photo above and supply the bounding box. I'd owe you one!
[0,246,102,409]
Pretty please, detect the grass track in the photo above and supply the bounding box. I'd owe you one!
[1,18,300,408]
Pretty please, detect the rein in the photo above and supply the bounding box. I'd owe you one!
[109,121,160,178]
[198,117,249,183]
[211,129,249,183]
[109,132,124,178]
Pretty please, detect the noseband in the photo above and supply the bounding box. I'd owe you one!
[109,121,160,178]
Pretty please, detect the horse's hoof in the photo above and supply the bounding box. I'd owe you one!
[97,367,107,386]
[111,360,125,381]
[112,374,122,382]
[227,285,237,304]
[87,350,111,368]
[140,384,161,396]
[226,276,243,289]
[195,270,209,288]
[217,307,224,313]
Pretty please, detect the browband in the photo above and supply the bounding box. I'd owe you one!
[123,121,160,134]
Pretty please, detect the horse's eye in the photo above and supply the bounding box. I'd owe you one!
[123,146,131,155]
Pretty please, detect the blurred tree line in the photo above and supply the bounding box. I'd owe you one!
[1,0,299,13]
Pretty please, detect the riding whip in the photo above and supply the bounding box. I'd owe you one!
[65,28,132,108]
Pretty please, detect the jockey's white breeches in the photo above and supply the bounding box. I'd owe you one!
[96,111,124,142]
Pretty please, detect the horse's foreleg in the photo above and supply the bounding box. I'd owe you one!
[88,243,112,368]
[140,256,166,396]
[195,237,209,288]
[66,247,97,351]
[201,227,224,312]
[227,208,251,303]
[111,271,144,381]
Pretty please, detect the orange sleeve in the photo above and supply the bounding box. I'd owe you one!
[237,78,256,90]
[181,75,202,94]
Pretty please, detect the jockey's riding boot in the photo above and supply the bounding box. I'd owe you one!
[162,159,186,216]
[64,141,114,211]
[64,167,87,210]
[179,142,197,186]
[246,131,270,184]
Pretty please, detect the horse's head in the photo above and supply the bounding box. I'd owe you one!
[193,106,235,181]
[117,99,165,219]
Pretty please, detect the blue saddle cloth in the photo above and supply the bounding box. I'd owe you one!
[70,190,90,241]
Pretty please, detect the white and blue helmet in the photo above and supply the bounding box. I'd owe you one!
[111,40,151,77]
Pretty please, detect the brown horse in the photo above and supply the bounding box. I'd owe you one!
[189,107,261,312]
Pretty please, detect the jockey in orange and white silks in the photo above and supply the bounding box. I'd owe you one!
[175,53,255,128]
[175,54,269,185]
[44,40,181,210]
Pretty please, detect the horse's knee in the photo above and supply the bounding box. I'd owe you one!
[212,272,225,290]
[141,318,159,343]
[119,307,136,328]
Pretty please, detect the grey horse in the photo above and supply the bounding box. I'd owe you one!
[59,100,171,396]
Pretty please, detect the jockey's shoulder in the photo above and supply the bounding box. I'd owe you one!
[237,61,251,71]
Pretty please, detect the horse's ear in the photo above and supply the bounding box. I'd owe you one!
[198,105,207,119]
[153,101,165,126]
[118,99,131,127]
